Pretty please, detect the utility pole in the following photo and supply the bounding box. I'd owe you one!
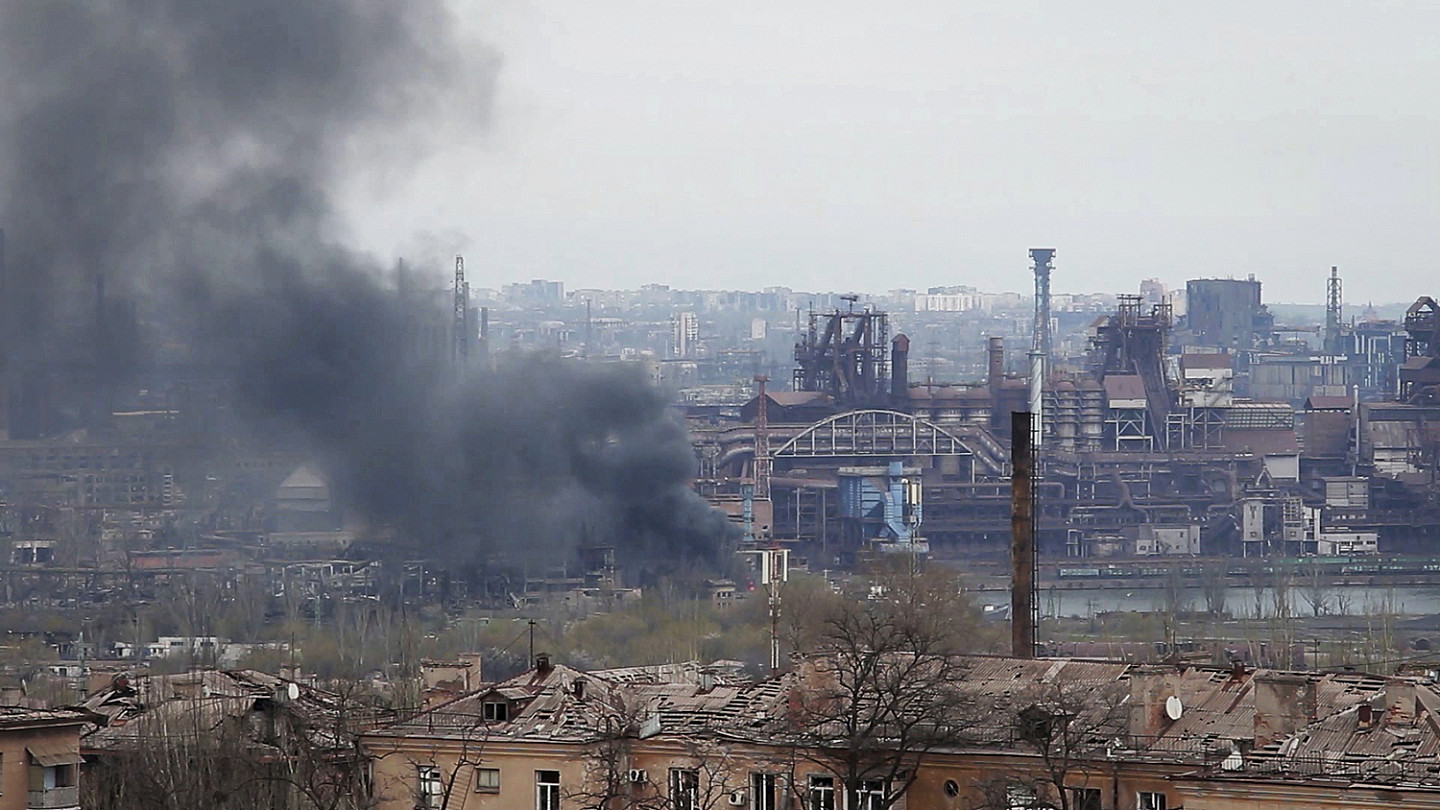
[527,619,536,665]
[741,546,789,674]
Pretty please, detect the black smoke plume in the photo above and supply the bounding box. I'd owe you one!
[0,2,735,567]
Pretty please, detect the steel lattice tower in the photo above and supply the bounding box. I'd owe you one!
[1325,265,1343,355]
[453,255,469,364]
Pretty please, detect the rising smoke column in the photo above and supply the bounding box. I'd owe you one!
[0,2,734,565]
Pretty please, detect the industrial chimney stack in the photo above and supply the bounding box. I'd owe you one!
[890,333,910,408]
[1010,410,1036,658]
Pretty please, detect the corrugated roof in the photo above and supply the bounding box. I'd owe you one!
[27,740,84,766]
[0,706,91,729]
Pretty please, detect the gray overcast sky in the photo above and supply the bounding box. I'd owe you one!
[339,0,1440,304]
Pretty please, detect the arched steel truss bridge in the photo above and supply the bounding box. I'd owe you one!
[773,409,975,461]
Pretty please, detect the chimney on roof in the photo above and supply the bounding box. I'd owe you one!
[459,653,483,691]
[535,653,552,674]
[573,677,586,700]
[1253,673,1317,746]
[1357,703,1375,730]
[1385,680,1417,719]
[1128,668,1183,739]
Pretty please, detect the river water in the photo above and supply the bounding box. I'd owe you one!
[975,584,1440,619]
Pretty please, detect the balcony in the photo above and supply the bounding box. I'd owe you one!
[28,785,79,809]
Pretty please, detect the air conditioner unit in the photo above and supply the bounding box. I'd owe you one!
[627,769,648,784]
[728,789,747,806]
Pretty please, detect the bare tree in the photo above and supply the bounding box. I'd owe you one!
[1299,562,1331,617]
[780,584,976,810]
[1244,557,1268,620]
[568,686,744,810]
[1197,559,1227,617]
[83,678,391,810]
[1268,560,1297,668]
[973,680,1129,810]
[1158,565,1189,655]
[364,709,493,810]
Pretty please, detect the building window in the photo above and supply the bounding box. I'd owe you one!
[855,779,887,810]
[808,775,835,810]
[669,768,699,810]
[1006,784,1037,810]
[418,766,442,809]
[1138,792,1167,810]
[483,701,509,722]
[751,772,777,810]
[54,764,74,788]
[536,770,561,810]
[475,767,500,793]
[1070,787,1101,810]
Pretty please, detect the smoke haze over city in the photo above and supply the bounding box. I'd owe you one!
[0,1,733,566]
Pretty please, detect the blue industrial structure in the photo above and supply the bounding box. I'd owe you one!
[838,461,925,553]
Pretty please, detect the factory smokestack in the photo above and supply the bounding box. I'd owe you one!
[890,333,910,408]
[988,336,1004,394]
[1029,248,1055,448]
[1011,410,1036,659]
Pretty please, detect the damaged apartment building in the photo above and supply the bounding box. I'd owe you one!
[362,652,1440,810]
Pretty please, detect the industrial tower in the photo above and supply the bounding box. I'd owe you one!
[1030,248,1055,362]
[753,375,771,504]
[1029,248,1055,445]
[1325,266,1343,355]
[453,255,470,364]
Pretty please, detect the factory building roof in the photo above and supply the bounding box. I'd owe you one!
[1305,395,1354,411]
[1103,374,1148,406]
[1182,352,1234,371]
[1220,429,1300,455]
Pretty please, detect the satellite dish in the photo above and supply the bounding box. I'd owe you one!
[1165,695,1184,721]
[287,682,301,701]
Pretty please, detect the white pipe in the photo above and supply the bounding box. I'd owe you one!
[1028,350,1044,448]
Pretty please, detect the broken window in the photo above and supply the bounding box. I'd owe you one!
[751,772,777,810]
[1070,787,1101,810]
[669,768,699,810]
[809,775,836,810]
[1138,792,1166,810]
[417,765,442,809]
[536,770,561,810]
[854,779,887,810]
